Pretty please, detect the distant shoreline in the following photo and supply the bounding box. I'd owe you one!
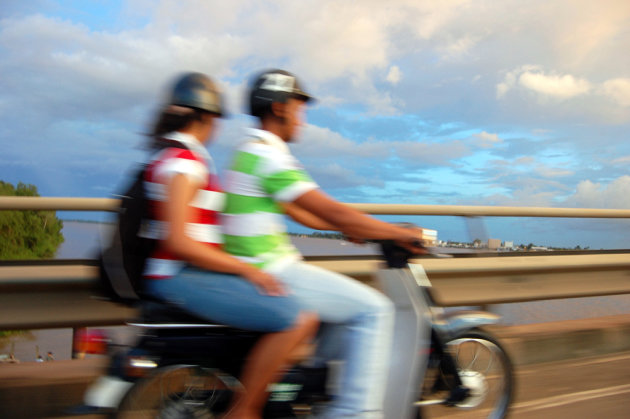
[60,219,113,224]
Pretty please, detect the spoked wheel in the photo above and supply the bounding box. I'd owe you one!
[417,330,513,419]
[115,365,239,419]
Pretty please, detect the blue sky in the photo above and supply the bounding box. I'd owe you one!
[1,0,630,248]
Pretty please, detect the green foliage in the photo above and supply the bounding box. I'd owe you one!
[0,331,24,338]
[289,231,346,240]
[0,330,34,352]
[0,181,64,260]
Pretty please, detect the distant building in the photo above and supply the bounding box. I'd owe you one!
[487,238,501,250]
[530,246,548,251]
[504,241,514,249]
[422,229,438,246]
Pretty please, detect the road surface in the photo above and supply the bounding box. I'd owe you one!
[422,351,630,418]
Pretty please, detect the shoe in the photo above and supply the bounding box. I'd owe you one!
[444,385,470,406]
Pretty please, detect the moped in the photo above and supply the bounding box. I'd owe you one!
[80,240,513,418]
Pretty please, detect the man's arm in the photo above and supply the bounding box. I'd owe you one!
[293,189,423,244]
[281,201,339,231]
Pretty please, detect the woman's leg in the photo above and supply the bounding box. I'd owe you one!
[145,268,318,419]
[224,312,318,419]
[270,262,394,418]
[146,268,301,331]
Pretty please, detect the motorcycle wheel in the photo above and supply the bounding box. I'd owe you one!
[115,365,239,419]
[418,329,513,419]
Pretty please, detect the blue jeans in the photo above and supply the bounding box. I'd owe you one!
[268,261,395,419]
[144,267,300,332]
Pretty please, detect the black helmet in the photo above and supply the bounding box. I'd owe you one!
[169,72,225,116]
[248,69,314,117]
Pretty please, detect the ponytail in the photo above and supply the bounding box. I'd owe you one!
[148,105,208,149]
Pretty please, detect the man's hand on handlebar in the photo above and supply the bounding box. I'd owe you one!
[395,226,428,255]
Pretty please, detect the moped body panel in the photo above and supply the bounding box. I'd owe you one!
[432,310,501,340]
[377,268,431,419]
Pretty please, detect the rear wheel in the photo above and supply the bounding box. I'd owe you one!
[115,365,239,419]
[418,330,513,419]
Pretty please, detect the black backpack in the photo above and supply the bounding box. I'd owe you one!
[97,142,188,305]
[97,165,156,305]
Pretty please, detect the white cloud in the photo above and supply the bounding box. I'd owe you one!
[473,131,502,149]
[496,66,592,100]
[403,0,472,40]
[565,176,630,209]
[601,78,630,107]
[496,65,538,98]
[519,71,591,99]
[440,34,478,60]
[296,125,390,159]
[392,140,470,165]
[611,155,630,166]
[386,66,402,84]
[549,0,630,68]
[514,156,536,166]
[497,67,630,116]
[308,162,374,189]
[535,166,573,178]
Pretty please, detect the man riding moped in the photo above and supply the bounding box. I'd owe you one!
[222,69,427,418]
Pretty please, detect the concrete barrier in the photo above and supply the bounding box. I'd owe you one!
[0,358,107,419]
[495,313,630,366]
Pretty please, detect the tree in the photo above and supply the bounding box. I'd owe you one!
[0,181,64,260]
[0,330,34,352]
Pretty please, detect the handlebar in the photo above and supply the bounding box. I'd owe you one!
[373,239,425,269]
[346,223,428,268]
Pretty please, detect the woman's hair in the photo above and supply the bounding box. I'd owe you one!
[148,105,208,148]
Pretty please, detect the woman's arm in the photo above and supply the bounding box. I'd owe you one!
[161,173,286,295]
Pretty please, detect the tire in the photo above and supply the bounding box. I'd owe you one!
[418,329,514,419]
[115,365,239,419]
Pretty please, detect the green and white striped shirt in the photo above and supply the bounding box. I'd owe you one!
[222,129,319,269]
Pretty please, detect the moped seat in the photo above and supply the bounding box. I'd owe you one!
[129,300,230,329]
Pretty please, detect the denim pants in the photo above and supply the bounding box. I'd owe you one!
[269,261,395,419]
[144,267,300,332]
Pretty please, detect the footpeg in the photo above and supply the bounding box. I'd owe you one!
[444,385,470,406]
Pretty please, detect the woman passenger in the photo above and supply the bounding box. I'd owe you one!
[141,72,317,419]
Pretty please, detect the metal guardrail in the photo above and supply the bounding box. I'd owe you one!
[3,197,630,218]
[0,197,119,211]
[1,197,630,330]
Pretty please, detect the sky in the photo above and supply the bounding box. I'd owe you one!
[1,0,630,249]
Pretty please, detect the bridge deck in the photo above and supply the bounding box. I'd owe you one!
[1,314,629,418]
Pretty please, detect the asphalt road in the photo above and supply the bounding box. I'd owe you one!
[422,351,630,419]
[2,351,629,418]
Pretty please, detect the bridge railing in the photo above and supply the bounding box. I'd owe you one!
[3,196,630,218]
[1,197,630,330]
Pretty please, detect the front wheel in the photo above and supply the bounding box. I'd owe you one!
[115,365,239,419]
[418,329,514,419]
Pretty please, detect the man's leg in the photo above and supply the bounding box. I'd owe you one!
[272,262,394,418]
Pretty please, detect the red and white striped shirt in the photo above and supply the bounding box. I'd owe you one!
[141,131,224,279]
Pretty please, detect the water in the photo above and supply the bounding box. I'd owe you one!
[3,221,628,362]
[54,222,630,326]
[55,220,384,259]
